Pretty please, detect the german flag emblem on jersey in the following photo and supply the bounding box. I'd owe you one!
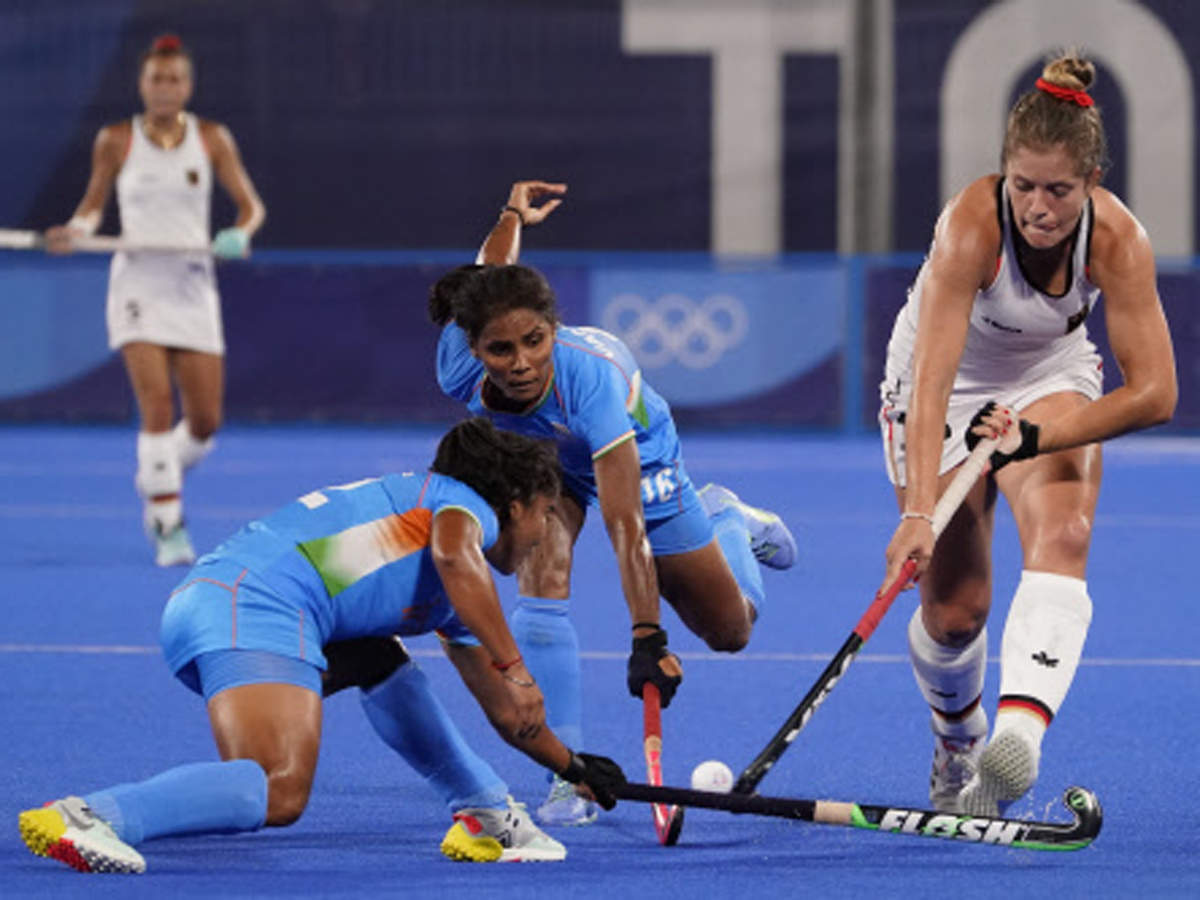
[186,169,199,185]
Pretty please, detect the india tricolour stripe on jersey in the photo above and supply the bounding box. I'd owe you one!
[298,507,433,597]
[627,369,649,429]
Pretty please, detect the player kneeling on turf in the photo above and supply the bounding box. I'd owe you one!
[18,418,625,873]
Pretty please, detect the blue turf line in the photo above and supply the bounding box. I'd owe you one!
[1,426,1198,897]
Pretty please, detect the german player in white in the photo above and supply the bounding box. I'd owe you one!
[45,34,265,566]
[878,52,1177,816]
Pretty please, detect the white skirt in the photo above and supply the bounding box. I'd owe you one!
[106,251,224,354]
[878,338,1103,487]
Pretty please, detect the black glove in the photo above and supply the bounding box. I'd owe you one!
[965,400,1040,473]
[559,751,626,810]
[627,626,682,708]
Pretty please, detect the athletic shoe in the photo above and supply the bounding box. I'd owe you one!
[154,524,196,568]
[698,483,797,569]
[956,730,1040,817]
[928,733,984,812]
[440,796,566,862]
[19,796,146,874]
[535,775,598,827]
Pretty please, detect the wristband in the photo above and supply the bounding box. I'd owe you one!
[67,214,99,236]
[900,511,935,525]
[631,621,661,632]
[559,751,586,784]
[501,205,526,225]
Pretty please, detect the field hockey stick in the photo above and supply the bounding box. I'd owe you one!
[642,683,685,845]
[613,781,1101,852]
[0,228,210,255]
[733,431,1008,795]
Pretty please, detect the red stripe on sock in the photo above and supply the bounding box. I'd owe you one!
[998,695,1053,726]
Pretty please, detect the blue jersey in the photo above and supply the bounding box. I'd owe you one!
[437,323,690,515]
[160,471,497,678]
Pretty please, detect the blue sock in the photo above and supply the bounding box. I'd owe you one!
[711,506,765,616]
[360,661,507,812]
[511,596,583,752]
[83,759,267,845]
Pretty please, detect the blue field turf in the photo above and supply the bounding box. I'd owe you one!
[1,425,1197,898]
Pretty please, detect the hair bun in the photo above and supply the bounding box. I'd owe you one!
[152,34,183,52]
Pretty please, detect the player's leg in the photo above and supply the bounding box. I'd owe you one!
[656,543,755,651]
[697,483,798,570]
[341,637,509,816]
[122,341,193,566]
[960,391,1099,816]
[440,642,567,862]
[899,471,997,811]
[19,651,318,874]
[650,483,762,651]
[170,347,223,470]
[509,494,594,825]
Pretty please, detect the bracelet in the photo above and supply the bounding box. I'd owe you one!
[500,671,536,688]
[491,655,523,671]
[501,205,526,225]
[900,511,935,525]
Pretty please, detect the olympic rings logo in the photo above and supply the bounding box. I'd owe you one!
[600,292,749,369]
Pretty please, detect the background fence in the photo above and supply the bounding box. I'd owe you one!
[1,0,1196,430]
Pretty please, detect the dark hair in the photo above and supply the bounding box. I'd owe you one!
[431,417,560,526]
[140,33,192,72]
[1002,51,1108,178]
[428,264,484,326]
[448,264,559,342]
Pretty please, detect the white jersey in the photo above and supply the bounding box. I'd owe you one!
[106,113,224,354]
[879,178,1103,485]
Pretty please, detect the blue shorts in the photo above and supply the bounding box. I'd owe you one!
[161,558,329,686]
[645,481,715,556]
[188,649,322,700]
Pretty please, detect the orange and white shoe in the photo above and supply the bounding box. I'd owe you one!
[19,796,145,874]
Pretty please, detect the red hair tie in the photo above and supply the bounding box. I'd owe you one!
[153,34,183,52]
[1035,77,1094,107]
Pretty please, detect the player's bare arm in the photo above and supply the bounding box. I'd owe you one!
[44,123,127,253]
[593,437,662,629]
[881,177,999,591]
[430,507,544,735]
[477,179,567,265]
[204,121,265,236]
[1029,189,1177,452]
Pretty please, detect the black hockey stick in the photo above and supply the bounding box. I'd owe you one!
[733,434,1006,794]
[613,782,1101,851]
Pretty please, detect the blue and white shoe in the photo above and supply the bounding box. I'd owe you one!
[154,524,196,568]
[698,483,797,570]
[535,775,598,827]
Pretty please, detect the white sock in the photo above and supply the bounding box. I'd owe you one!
[908,607,988,740]
[172,419,215,471]
[996,570,1092,748]
[136,431,182,498]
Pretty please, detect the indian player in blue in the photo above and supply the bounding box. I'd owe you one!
[429,185,799,825]
[18,418,625,874]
